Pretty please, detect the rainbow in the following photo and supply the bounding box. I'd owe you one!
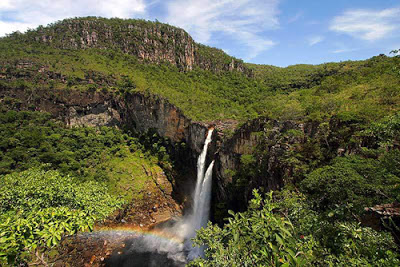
[94,225,185,244]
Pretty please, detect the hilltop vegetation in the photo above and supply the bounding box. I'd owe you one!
[1,19,400,123]
[1,17,400,266]
[6,17,246,73]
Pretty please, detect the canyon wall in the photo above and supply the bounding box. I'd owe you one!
[213,118,320,212]
[0,86,316,216]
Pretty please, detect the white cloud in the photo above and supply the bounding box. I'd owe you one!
[330,8,400,41]
[0,21,35,37]
[165,0,279,59]
[0,0,14,9]
[332,48,356,54]
[0,0,147,36]
[308,36,324,46]
[288,11,303,24]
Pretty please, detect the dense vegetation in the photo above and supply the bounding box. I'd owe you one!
[0,168,122,265]
[1,18,400,266]
[1,28,399,122]
[0,110,172,265]
[192,112,400,266]
[192,188,399,266]
[0,110,171,199]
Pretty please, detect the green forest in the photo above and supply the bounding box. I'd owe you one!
[0,109,176,264]
[191,111,400,266]
[1,17,400,266]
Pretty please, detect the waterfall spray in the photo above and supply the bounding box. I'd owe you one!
[100,128,216,266]
[185,128,215,259]
[192,129,214,225]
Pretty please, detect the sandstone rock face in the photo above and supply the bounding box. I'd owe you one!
[19,18,248,74]
[119,93,208,155]
[67,103,120,127]
[0,86,309,216]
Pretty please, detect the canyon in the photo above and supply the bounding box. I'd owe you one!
[0,86,310,219]
[2,16,400,266]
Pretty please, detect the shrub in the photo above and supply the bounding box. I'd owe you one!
[189,190,313,266]
[300,156,400,217]
[0,167,123,265]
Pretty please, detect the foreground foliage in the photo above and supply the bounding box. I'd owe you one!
[190,190,312,267]
[191,190,400,267]
[0,167,123,265]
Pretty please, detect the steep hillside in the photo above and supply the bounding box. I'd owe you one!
[8,17,247,73]
[1,17,400,266]
[1,17,399,123]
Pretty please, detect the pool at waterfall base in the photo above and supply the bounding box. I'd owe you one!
[101,129,215,266]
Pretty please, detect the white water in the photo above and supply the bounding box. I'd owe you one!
[184,129,214,259]
[192,129,214,228]
[104,129,215,265]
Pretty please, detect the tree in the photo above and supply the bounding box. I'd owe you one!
[189,190,312,266]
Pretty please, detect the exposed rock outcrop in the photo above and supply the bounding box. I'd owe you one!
[213,118,314,210]
[118,93,209,155]
[0,86,318,218]
[11,17,249,74]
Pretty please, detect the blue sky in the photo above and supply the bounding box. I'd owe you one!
[1,0,400,66]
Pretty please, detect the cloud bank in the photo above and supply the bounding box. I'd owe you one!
[0,0,146,36]
[308,36,324,46]
[165,0,280,59]
[330,8,400,41]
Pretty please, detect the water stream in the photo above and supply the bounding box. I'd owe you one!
[186,129,214,259]
[105,128,215,266]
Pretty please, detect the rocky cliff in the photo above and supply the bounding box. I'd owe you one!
[11,17,248,74]
[213,118,318,212]
[0,85,319,218]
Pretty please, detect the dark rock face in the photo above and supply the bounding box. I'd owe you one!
[213,118,310,210]
[118,93,208,155]
[364,203,400,244]
[0,86,308,216]
[15,18,248,74]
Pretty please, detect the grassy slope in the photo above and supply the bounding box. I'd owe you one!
[1,26,400,124]
[0,109,166,203]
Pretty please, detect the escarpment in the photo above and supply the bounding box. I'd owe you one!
[214,118,316,212]
[0,84,316,218]
[1,17,358,220]
[10,17,248,74]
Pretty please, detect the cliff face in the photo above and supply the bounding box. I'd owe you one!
[0,86,210,155]
[0,86,311,216]
[118,93,209,155]
[214,119,318,209]
[14,17,247,74]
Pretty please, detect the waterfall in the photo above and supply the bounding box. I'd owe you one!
[94,129,216,265]
[197,160,214,231]
[185,128,215,259]
[192,128,214,225]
